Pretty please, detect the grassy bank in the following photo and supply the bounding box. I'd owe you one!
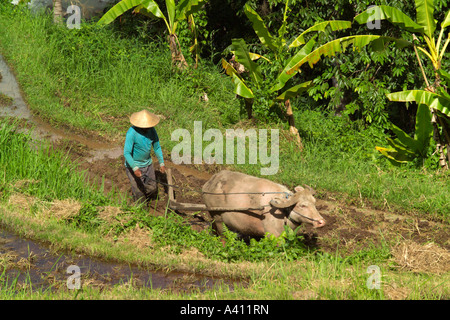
[1,107,448,300]
[0,4,447,222]
[0,3,449,300]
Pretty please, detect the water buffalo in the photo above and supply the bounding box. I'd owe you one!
[202,170,325,238]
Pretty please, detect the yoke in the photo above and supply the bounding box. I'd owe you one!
[166,168,266,212]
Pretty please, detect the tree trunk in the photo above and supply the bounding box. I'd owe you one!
[436,115,450,169]
[284,99,303,151]
[53,0,63,24]
[431,111,449,169]
[169,34,188,70]
[244,98,253,120]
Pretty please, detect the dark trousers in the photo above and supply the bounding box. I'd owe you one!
[125,163,158,204]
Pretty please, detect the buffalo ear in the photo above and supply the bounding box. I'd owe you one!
[294,186,305,193]
[304,185,316,195]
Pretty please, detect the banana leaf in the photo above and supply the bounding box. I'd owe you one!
[413,103,433,152]
[277,0,289,46]
[388,104,432,156]
[376,104,433,163]
[386,90,450,118]
[375,146,410,164]
[415,0,436,39]
[437,11,450,56]
[354,5,425,34]
[274,81,312,101]
[98,0,149,25]
[442,10,450,29]
[221,59,254,99]
[390,124,420,154]
[166,0,176,32]
[289,20,352,48]
[243,3,277,53]
[176,0,204,21]
[231,38,263,85]
[387,139,418,160]
[437,69,450,84]
[248,52,271,63]
[228,51,272,63]
[286,35,410,75]
[135,1,165,17]
[271,37,316,92]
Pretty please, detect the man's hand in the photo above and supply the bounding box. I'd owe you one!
[134,168,142,177]
[160,165,166,174]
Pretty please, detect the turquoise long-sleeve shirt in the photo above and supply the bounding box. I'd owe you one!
[124,126,164,172]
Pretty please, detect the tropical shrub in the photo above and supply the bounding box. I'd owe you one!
[98,0,205,68]
[355,0,450,168]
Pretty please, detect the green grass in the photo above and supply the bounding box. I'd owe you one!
[0,2,448,300]
[0,4,447,223]
[0,118,119,204]
[0,117,448,300]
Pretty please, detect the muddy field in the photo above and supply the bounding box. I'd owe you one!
[54,137,449,274]
[2,51,448,264]
[1,55,449,291]
[0,225,234,293]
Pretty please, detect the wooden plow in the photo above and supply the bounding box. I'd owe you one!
[166,168,264,212]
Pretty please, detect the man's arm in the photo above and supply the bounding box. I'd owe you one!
[124,129,141,176]
[152,140,165,173]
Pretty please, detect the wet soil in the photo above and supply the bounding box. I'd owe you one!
[1,53,449,293]
[63,133,449,257]
[0,226,236,293]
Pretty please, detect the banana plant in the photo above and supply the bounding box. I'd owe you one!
[222,1,353,149]
[384,86,450,167]
[224,1,412,149]
[98,0,204,68]
[354,0,450,168]
[375,103,433,165]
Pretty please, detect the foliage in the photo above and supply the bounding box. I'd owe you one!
[236,0,418,127]
[98,0,205,68]
[115,212,310,262]
[355,0,450,168]
[222,1,353,121]
[375,103,433,166]
[212,225,309,262]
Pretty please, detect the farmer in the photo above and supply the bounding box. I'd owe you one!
[124,109,166,206]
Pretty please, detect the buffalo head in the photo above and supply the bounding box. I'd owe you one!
[270,186,325,228]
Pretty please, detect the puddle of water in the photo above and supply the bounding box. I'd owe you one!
[0,53,31,120]
[0,225,232,292]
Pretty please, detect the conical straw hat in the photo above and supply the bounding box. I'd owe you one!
[129,110,160,128]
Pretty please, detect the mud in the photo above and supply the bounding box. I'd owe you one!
[73,139,449,258]
[0,226,232,292]
[1,51,449,293]
[0,53,231,292]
